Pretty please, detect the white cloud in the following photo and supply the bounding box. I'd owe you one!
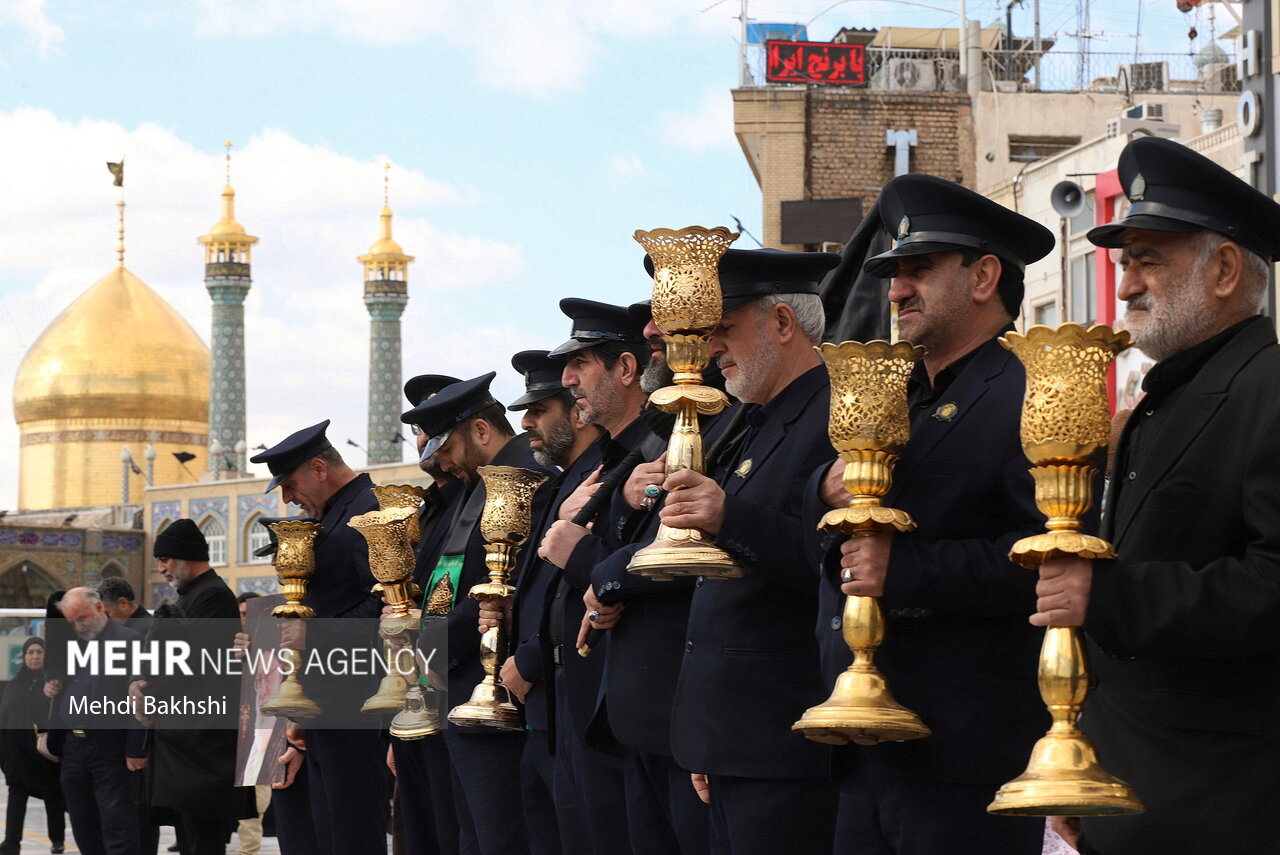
[0,108,525,508]
[188,0,736,96]
[0,0,64,58]
[609,152,645,179]
[658,87,736,151]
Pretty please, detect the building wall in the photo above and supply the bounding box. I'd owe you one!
[973,90,1228,193]
[142,459,429,607]
[0,523,146,606]
[20,415,208,510]
[808,89,973,208]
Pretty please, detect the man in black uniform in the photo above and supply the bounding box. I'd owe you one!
[401,372,554,855]
[250,421,388,855]
[812,174,1054,854]
[658,248,840,855]
[389,373,465,855]
[498,348,602,854]
[1033,136,1280,855]
[537,298,654,855]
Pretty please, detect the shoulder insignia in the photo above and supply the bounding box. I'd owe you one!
[932,401,958,422]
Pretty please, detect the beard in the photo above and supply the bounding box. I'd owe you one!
[720,333,781,403]
[575,376,624,429]
[1125,276,1217,363]
[531,417,575,468]
[641,350,674,394]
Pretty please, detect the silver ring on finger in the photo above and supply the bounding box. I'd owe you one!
[642,496,656,511]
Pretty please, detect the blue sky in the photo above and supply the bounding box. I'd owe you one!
[0,0,1225,508]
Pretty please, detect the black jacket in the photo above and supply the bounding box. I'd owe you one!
[1080,316,1280,855]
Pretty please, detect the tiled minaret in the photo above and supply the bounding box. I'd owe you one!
[197,142,257,477]
[360,165,413,465]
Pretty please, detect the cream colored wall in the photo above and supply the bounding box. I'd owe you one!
[733,88,808,249]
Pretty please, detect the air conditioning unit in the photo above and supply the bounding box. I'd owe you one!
[1105,116,1181,140]
[1123,101,1167,121]
[883,58,936,91]
[1121,62,1169,93]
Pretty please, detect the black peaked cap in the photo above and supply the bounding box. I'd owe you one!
[864,174,1055,278]
[548,298,645,358]
[508,350,566,411]
[404,374,462,408]
[644,248,840,314]
[400,372,500,458]
[1088,136,1280,262]
[249,420,334,493]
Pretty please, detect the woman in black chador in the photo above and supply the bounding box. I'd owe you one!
[0,636,67,853]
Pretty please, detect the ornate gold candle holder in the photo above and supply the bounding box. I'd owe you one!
[987,323,1143,817]
[449,465,549,730]
[262,520,323,719]
[349,505,421,715]
[627,226,742,581]
[793,340,931,745]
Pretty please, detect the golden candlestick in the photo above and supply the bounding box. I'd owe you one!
[364,484,441,738]
[793,340,931,744]
[627,226,742,580]
[448,465,549,730]
[349,505,421,716]
[988,323,1143,817]
[262,520,323,719]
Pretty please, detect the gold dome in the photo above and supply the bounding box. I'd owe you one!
[14,266,211,424]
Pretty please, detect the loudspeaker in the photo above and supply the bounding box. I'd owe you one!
[1050,181,1086,219]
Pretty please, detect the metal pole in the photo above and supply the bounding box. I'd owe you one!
[740,0,751,87]
[959,0,968,86]
[1033,0,1041,90]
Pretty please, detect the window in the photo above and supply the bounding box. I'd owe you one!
[1069,253,1097,325]
[246,516,271,564]
[1033,301,1059,327]
[200,517,227,567]
[1008,135,1081,164]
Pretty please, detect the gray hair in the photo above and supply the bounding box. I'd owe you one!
[1191,230,1270,312]
[58,586,102,613]
[754,292,826,344]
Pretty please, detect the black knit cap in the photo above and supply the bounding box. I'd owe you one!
[864,174,1054,278]
[1087,136,1280,262]
[153,518,209,562]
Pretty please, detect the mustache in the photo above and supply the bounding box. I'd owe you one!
[1127,294,1152,311]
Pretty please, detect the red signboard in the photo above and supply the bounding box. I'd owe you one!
[766,40,867,86]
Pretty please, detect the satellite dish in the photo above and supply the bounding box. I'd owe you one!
[1051,180,1086,218]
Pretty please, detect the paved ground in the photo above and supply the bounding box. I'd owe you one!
[0,780,281,854]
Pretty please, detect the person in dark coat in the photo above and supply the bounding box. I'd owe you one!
[97,577,153,637]
[810,174,1056,854]
[131,518,255,855]
[495,349,603,855]
[44,587,148,855]
[401,373,556,855]
[0,637,66,853]
[1033,136,1280,855]
[657,248,841,855]
[250,420,389,855]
